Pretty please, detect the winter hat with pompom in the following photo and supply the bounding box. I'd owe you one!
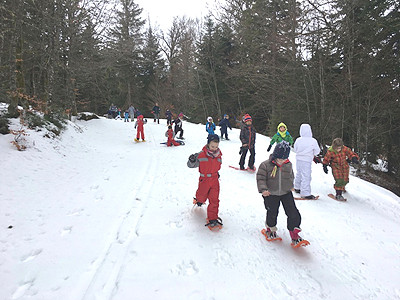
[272,141,291,159]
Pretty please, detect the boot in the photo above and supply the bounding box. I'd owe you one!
[289,227,309,248]
[193,198,204,207]
[335,190,345,201]
[262,226,282,241]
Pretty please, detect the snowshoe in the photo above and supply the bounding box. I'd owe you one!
[328,193,347,202]
[289,227,310,248]
[261,228,282,242]
[134,138,140,142]
[295,195,319,200]
[205,218,223,231]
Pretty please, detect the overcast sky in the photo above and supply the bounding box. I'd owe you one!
[135,0,216,32]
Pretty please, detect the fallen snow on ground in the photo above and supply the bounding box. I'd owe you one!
[1,117,399,300]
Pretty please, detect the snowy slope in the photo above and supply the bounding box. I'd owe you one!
[1,117,399,300]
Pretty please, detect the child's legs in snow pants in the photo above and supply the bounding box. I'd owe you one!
[263,192,301,231]
[137,127,144,140]
[294,160,312,196]
[195,177,220,220]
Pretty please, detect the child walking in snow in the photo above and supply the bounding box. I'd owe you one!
[322,138,359,201]
[206,117,216,135]
[165,125,181,147]
[267,122,294,151]
[134,115,146,142]
[172,113,184,139]
[293,124,321,199]
[219,114,232,140]
[165,109,173,125]
[187,134,223,230]
[239,114,256,170]
[256,142,309,248]
[124,110,129,122]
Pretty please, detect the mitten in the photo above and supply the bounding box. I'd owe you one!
[189,154,197,163]
[323,164,328,174]
[267,144,272,152]
[351,156,359,164]
[313,156,322,164]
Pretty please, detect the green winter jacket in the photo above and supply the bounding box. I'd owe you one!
[270,122,294,146]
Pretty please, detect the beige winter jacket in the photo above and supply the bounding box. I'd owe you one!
[256,158,294,196]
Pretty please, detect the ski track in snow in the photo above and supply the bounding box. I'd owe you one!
[1,116,400,300]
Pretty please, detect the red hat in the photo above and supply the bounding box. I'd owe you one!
[244,114,252,122]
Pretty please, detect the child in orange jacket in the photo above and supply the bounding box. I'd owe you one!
[187,134,223,229]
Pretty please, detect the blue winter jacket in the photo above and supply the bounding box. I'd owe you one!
[206,122,216,134]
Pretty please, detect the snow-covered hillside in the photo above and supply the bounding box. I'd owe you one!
[1,117,399,300]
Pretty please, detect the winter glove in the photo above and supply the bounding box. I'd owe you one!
[351,156,359,164]
[134,125,137,129]
[267,144,272,152]
[239,147,243,155]
[313,156,322,164]
[323,164,328,174]
[189,154,197,163]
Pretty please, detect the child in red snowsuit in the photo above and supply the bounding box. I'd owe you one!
[187,134,223,229]
[166,125,181,146]
[134,115,146,141]
[322,138,359,201]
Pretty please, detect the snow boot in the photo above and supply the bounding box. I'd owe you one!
[335,190,346,201]
[289,227,310,248]
[205,218,223,230]
[240,165,245,170]
[193,198,204,207]
[294,189,301,194]
[261,226,282,241]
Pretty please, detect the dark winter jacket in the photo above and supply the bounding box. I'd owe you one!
[219,118,232,132]
[256,156,294,196]
[165,110,172,119]
[173,117,183,130]
[152,105,160,115]
[240,124,256,149]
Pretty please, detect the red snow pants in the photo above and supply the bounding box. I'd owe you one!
[195,175,220,220]
[167,139,180,146]
[136,125,144,140]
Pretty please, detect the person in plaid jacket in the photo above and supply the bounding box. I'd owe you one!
[322,138,359,200]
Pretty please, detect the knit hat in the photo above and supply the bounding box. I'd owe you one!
[207,116,213,122]
[178,113,183,118]
[207,134,220,144]
[244,114,252,122]
[272,141,291,159]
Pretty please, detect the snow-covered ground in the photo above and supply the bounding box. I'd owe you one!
[1,116,400,300]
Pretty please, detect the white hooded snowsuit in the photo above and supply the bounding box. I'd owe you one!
[294,124,320,197]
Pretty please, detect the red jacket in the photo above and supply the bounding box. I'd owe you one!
[197,145,222,177]
[167,128,174,141]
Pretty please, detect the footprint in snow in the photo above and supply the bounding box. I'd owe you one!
[61,226,72,236]
[21,249,43,263]
[171,260,199,276]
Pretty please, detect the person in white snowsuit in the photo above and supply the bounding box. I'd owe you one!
[293,124,321,199]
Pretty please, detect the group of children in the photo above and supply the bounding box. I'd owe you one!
[188,116,359,248]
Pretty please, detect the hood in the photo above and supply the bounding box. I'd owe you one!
[277,122,287,131]
[299,124,312,138]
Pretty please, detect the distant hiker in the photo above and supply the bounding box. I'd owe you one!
[152,103,161,124]
[322,138,359,201]
[165,125,181,147]
[257,141,309,248]
[293,124,321,199]
[267,122,294,151]
[219,114,232,140]
[134,115,146,142]
[239,114,256,170]
[206,117,216,135]
[166,109,173,125]
[124,110,129,122]
[128,104,135,121]
[172,113,184,139]
[187,134,223,230]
